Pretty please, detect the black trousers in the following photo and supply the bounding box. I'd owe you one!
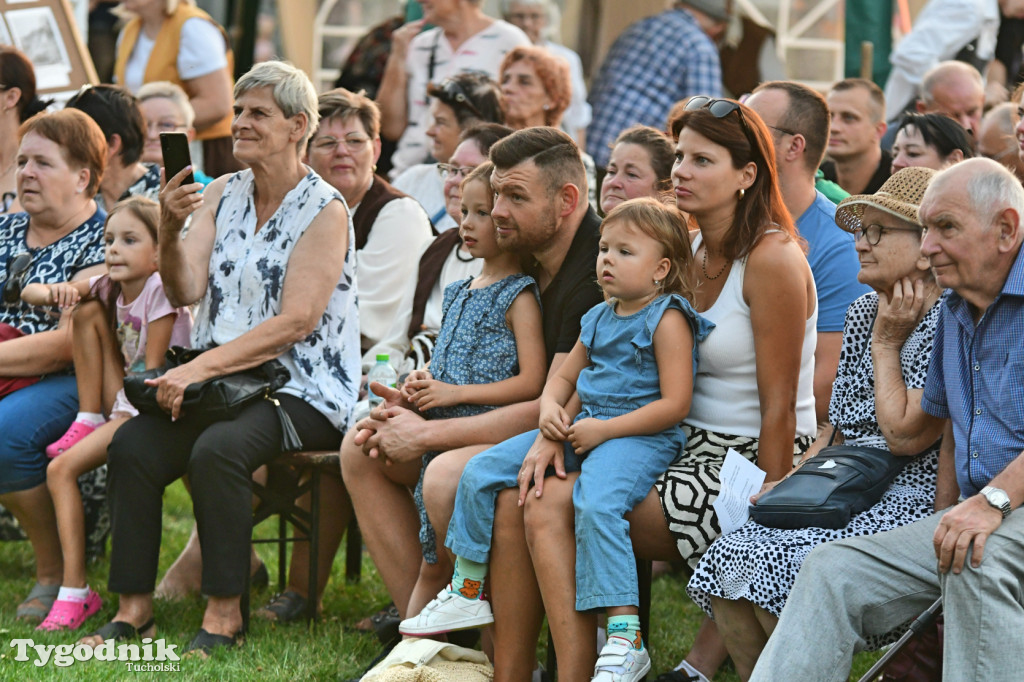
[107,393,342,596]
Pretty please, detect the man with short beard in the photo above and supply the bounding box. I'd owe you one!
[341,127,601,677]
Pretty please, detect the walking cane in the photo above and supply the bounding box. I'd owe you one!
[856,597,943,682]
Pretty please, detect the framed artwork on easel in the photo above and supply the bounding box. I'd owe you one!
[0,0,97,103]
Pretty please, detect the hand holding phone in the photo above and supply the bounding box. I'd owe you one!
[160,132,195,185]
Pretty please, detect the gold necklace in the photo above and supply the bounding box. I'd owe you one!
[701,246,730,280]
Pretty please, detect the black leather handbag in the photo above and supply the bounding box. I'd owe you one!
[748,444,909,529]
[123,346,303,451]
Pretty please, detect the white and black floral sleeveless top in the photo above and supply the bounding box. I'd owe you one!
[190,169,360,431]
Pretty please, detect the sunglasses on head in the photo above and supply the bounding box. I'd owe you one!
[684,95,756,144]
[2,251,32,305]
[437,79,483,119]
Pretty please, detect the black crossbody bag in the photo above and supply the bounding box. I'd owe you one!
[123,346,303,451]
[747,425,910,530]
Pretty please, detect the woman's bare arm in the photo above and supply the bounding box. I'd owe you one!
[871,278,945,455]
[183,69,234,133]
[746,236,812,482]
[377,20,424,141]
[157,170,225,307]
[148,198,350,419]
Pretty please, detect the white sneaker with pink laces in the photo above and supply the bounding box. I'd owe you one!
[46,420,99,458]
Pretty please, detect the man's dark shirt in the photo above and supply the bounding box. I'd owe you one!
[820,149,893,196]
[528,206,602,366]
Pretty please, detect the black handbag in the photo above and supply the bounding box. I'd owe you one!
[123,346,303,451]
[747,443,909,529]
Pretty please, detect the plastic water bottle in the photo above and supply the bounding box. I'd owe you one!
[367,354,398,408]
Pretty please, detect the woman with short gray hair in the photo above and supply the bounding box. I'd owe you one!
[82,61,361,655]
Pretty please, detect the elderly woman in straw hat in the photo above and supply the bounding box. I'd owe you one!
[683,167,948,681]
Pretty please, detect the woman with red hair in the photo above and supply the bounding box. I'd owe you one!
[498,45,596,204]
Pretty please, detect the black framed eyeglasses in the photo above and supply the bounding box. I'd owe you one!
[768,124,799,137]
[852,223,921,246]
[436,78,483,119]
[2,251,33,304]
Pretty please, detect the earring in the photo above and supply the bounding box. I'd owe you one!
[542,104,550,111]
[654,278,662,287]
[738,188,745,201]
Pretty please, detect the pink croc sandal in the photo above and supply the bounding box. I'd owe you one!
[46,420,99,458]
[36,589,102,632]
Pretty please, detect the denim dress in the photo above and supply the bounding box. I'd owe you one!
[415,273,539,563]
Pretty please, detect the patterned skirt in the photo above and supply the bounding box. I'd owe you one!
[655,426,812,571]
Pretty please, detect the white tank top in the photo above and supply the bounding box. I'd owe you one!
[686,232,817,438]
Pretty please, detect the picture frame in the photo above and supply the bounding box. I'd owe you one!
[0,0,97,101]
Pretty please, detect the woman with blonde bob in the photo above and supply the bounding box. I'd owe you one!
[83,61,361,655]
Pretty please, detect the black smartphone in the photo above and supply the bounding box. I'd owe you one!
[160,132,194,185]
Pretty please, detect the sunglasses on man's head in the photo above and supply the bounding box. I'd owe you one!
[2,251,32,305]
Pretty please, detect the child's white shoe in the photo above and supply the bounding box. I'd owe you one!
[592,635,651,682]
[398,585,493,636]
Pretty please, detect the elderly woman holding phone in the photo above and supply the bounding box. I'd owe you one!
[82,61,360,654]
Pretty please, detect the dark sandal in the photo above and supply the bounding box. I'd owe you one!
[254,590,308,623]
[183,627,244,657]
[348,603,401,645]
[250,562,269,590]
[16,582,60,622]
[653,670,704,682]
[86,618,156,643]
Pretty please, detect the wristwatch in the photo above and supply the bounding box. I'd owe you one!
[980,486,1012,519]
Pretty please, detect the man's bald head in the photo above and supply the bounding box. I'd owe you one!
[978,103,1024,179]
[918,61,984,142]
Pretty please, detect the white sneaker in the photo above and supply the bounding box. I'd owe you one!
[592,635,651,682]
[398,585,494,636]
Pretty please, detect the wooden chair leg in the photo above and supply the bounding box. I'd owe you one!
[306,466,320,622]
[345,516,362,583]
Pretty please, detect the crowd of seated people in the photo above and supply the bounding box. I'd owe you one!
[4,0,1024,679]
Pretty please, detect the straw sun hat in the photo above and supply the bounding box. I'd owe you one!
[835,166,937,234]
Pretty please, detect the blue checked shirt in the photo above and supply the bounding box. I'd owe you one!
[585,8,722,168]
[921,247,1024,497]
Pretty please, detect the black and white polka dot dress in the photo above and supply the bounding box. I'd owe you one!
[687,293,943,627]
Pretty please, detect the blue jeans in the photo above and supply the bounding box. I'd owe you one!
[573,431,681,610]
[446,429,581,564]
[445,427,682,610]
[0,375,78,494]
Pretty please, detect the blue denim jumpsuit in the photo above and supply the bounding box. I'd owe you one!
[445,294,712,610]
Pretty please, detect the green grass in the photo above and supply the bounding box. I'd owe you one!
[0,481,884,680]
